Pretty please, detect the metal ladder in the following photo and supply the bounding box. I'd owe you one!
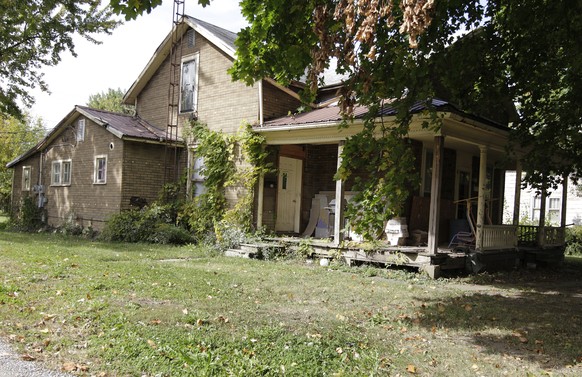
[164,0,185,183]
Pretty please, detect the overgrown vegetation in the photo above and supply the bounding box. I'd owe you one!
[565,225,582,255]
[0,232,581,376]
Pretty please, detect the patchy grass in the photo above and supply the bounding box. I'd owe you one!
[0,231,581,376]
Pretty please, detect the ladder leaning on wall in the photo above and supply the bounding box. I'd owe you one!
[164,0,185,183]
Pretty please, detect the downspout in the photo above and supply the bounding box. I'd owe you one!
[258,79,264,125]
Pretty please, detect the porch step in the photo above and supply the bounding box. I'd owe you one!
[225,243,287,259]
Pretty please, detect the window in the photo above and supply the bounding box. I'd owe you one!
[77,119,85,142]
[180,54,199,113]
[186,29,195,47]
[190,149,206,197]
[22,166,31,191]
[548,197,561,224]
[94,156,107,184]
[51,160,71,186]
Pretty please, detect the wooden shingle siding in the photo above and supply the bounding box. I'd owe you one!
[137,27,259,137]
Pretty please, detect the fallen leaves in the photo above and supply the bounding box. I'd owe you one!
[62,362,89,372]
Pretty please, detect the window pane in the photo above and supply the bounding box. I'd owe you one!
[95,157,107,183]
[549,198,560,209]
[181,59,197,112]
[62,162,71,184]
[22,167,31,190]
[77,119,85,142]
[52,162,61,185]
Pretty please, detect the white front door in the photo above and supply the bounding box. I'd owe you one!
[276,156,302,232]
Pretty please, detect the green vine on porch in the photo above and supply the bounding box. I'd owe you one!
[337,108,420,241]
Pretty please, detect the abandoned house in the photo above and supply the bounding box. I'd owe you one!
[7,16,566,274]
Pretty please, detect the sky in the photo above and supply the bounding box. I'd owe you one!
[29,0,246,128]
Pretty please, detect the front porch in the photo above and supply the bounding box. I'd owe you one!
[250,103,567,274]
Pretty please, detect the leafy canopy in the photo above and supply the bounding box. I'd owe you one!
[0,0,120,119]
[231,0,582,188]
[0,114,46,212]
[109,0,211,20]
[87,88,134,115]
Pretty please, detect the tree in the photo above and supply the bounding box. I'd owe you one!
[0,0,120,119]
[0,114,46,212]
[87,88,134,115]
[109,0,211,20]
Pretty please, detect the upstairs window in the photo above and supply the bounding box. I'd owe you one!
[94,155,107,184]
[51,160,71,186]
[180,54,199,113]
[77,118,85,142]
[22,166,31,191]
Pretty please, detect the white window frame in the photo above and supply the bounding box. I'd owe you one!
[51,160,72,186]
[22,166,31,191]
[180,53,200,114]
[190,146,206,197]
[94,155,107,185]
[77,118,85,142]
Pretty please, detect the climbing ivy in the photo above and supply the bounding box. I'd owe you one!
[179,122,271,243]
[337,111,420,241]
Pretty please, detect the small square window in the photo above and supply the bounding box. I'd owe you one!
[22,166,31,191]
[94,156,107,184]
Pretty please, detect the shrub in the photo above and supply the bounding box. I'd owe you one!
[13,196,44,231]
[147,223,194,245]
[565,226,582,255]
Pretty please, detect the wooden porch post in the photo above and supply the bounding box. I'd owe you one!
[561,175,568,228]
[512,161,522,226]
[538,180,547,247]
[334,141,346,246]
[427,136,444,254]
[476,146,488,251]
[256,173,264,229]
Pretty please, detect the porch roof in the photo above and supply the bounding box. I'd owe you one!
[259,99,508,131]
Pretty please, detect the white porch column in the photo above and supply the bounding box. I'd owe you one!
[334,141,346,246]
[561,175,568,228]
[427,136,444,254]
[538,180,547,247]
[512,161,522,226]
[256,173,265,229]
[475,146,488,251]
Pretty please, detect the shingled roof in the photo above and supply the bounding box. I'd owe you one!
[6,106,178,168]
[259,99,508,131]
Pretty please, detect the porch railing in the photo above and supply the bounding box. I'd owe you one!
[481,225,518,251]
[544,226,565,247]
[517,225,565,248]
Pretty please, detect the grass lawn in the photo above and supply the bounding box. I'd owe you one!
[1,231,581,376]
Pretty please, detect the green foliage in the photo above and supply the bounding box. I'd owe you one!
[86,88,134,115]
[109,0,211,20]
[565,226,582,256]
[180,123,271,244]
[338,116,419,240]
[13,196,44,231]
[232,0,582,197]
[102,184,194,244]
[0,0,119,118]
[0,114,45,212]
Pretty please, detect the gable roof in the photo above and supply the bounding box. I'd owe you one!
[258,99,509,131]
[123,16,237,105]
[6,106,176,168]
